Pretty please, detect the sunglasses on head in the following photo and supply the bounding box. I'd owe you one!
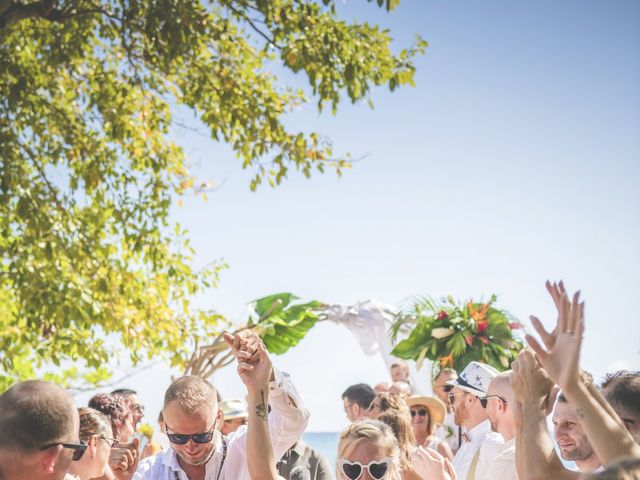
[479,395,507,409]
[339,458,391,480]
[165,420,217,445]
[410,408,429,418]
[40,441,87,461]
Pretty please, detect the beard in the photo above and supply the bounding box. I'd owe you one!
[175,444,216,466]
[453,404,468,426]
[560,438,595,462]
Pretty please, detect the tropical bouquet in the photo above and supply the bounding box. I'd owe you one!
[390,295,523,375]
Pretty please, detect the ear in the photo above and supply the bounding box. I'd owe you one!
[41,445,63,474]
[90,436,98,459]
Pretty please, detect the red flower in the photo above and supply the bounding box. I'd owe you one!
[479,336,490,345]
[509,323,522,330]
[436,311,449,321]
[465,335,474,346]
[477,320,488,334]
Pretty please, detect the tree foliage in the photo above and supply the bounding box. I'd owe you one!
[0,0,426,390]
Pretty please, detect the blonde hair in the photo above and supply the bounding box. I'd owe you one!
[164,376,217,413]
[377,410,416,471]
[337,420,401,480]
[78,407,112,442]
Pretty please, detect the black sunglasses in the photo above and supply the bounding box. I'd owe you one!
[165,420,217,445]
[339,458,390,480]
[441,385,453,393]
[410,408,429,418]
[40,441,87,461]
[480,395,507,409]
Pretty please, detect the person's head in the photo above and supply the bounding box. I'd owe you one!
[377,410,415,471]
[553,394,599,469]
[388,382,411,398]
[390,361,409,383]
[484,371,515,440]
[406,396,446,441]
[343,384,376,423]
[219,398,248,435]
[111,388,144,426]
[69,408,115,479]
[447,362,498,429]
[337,420,401,480]
[162,375,220,466]
[432,368,457,407]
[586,457,640,480]
[374,382,392,394]
[0,380,80,480]
[88,393,135,442]
[367,393,409,420]
[601,371,640,443]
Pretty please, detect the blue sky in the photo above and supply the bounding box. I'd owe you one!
[77,0,640,432]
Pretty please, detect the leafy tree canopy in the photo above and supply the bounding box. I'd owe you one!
[0,0,426,390]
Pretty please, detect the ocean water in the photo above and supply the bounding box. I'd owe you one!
[302,431,339,469]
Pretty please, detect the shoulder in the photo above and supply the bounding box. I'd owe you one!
[479,432,505,456]
[136,450,169,476]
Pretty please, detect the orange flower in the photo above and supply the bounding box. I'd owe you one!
[468,302,490,322]
[439,354,454,368]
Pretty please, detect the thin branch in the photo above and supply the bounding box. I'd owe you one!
[68,361,161,394]
[223,2,282,50]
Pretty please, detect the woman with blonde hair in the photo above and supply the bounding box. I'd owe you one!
[406,395,453,461]
[367,392,410,420]
[67,407,118,480]
[378,410,422,480]
[337,420,401,480]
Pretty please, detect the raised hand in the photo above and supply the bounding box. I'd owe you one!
[526,282,585,393]
[510,348,554,410]
[411,446,455,480]
[226,332,272,392]
[110,437,140,480]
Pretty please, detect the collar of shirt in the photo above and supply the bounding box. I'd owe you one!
[464,419,492,443]
[161,430,224,475]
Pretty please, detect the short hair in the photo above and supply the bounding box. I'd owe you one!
[601,371,640,417]
[342,383,375,410]
[391,361,409,373]
[88,393,130,437]
[78,407,112,442]
[434,368,457,382]
[377,410,416,470]
[111,388,137,397]
[0,380,75,452]
[164,376,217,413]
[338,420,400,479]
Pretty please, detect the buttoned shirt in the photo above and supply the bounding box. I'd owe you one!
[480,437,517,480]
[452,420,504,480]
[133,369,309,480]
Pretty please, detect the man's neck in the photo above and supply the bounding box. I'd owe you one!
[464,415,488,432]
[178,458,206,480]
[497,423,515,442]
[575,455,602,473]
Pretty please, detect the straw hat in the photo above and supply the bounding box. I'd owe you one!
[406,395,446,425]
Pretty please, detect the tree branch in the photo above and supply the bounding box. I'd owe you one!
[0,0,63,29]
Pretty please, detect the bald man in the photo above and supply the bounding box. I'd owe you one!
[480,371,518,480]
[0,380,81,480]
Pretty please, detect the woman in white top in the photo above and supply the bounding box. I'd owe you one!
[407,396,454,461]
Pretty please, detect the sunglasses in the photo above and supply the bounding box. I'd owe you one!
[440,385,453,393]
[40,441,87,461]
[100,436,119,448]
[339,458,391,480]
[410,408,429,418]
[165,420,217,445]
[479,395,507,409]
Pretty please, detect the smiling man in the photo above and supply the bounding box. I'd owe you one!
[133,330,309,480]
[552,393,602,473]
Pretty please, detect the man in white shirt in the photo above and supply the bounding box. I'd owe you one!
[433,368,461,454]
[132,330,309,480]
[480,371,517,480]
[448,361,504,480]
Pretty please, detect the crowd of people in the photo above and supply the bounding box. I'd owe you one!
[0,282,639,480]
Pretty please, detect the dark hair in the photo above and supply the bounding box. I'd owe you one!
[111,388,137,397]
[88,393,131,437]
[0,380,75,451]
[342,383,375,409]
[586,456,640,480]
[601,371,640,417]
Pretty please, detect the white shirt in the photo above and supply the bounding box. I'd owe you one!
[452,419,504,480]
[480,437,517,480]
[133,369,309,480]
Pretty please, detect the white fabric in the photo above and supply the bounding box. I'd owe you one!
[451,419,504,480]
[133,368,309,480]
[326,300,433,395]
[437,411,461,453]
[480,437,517,480]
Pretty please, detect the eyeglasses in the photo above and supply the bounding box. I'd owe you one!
[410,408,429,418]
[480,395,507,409]
[339,458,391,480]
[133,403,145,415]
[100,436,119,448]
[40,441,87,461]
[165,420,217,445]
[448,392,467,405]
[436,385,454,393]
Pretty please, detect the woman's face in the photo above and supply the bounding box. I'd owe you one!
[117,413,136,442]
[340,439,392,480]
[410,405,431,435]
